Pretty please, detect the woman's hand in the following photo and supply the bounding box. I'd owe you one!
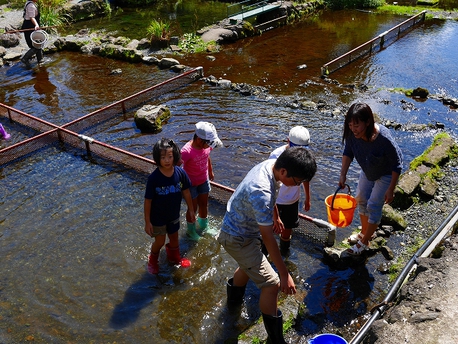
[385,188,395,204]
[338,175,347,189]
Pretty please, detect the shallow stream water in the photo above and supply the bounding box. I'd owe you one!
[1,8,458,343]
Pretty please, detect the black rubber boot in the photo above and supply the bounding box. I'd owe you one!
[279,238,291,256]
[262,310,287,344]
[35,48,43,64]
[21,48,36,68]
[226,278,246,310]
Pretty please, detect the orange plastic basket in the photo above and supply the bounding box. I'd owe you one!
[325,184,357,228]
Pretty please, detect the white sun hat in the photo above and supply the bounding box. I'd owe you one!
[195,121,223,149]
[288,125,310,147]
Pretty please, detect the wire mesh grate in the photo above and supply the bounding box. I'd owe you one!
[0,65,332,244]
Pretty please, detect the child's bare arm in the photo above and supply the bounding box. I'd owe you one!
[144,198,153,236]
[182,189,196,223]
[302,180,311,212]
[273,205,284,234]
[208,156,214,181]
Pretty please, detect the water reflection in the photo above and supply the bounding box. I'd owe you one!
[33,65,58,107]
[303,266,373,328]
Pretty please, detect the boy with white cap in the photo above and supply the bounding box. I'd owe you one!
[269,125,311,255]
[180,121,223,240]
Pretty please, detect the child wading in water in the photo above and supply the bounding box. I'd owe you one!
[144,138,195,274]
[269,125,311,255]
[217,147,317,343]
[180,121,223,240]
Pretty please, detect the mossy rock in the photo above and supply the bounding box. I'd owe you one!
[381,204,408,231]
[134,105,171,133]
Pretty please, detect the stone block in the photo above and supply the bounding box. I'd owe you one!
[421,175,438,197]
[397,170,421,195]
[424,137,455,166]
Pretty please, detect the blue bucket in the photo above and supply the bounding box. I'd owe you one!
[308,334,348,344]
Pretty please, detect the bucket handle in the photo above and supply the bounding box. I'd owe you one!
[331,184,351,210]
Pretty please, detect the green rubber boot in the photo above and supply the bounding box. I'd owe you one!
[197,217,208,230]
[186,222,200,241]
[200,217,219,237]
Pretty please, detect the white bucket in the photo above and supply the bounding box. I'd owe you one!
[31,30,49,49]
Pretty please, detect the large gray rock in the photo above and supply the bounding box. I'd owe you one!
[397,170,421,195]
[158,57,180,69]
[134,105,171,133]
[0,33,20,48]
[424,136,455,166]
[200,28,238,43]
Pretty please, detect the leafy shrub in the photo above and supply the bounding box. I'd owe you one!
[179,33,218,53]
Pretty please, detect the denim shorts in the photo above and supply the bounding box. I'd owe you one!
[355,171,392,225]
[189,180,211,199]
[217,231,280,289]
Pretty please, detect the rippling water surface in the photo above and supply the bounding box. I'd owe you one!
[1,9,458,343]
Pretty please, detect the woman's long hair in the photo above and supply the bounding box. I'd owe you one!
[342,102,375,144]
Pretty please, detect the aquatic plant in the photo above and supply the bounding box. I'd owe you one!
[147,19,171,47]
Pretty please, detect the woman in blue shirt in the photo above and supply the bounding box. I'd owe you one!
[339,103,403,255]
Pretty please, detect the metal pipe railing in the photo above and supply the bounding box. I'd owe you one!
[350,203,458,344]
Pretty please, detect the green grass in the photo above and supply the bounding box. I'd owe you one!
[375,4,455,19]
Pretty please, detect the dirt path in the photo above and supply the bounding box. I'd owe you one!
[367,233,458,344]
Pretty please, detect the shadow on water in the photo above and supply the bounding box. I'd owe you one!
[32,65,58,108]
[110,272,162,329]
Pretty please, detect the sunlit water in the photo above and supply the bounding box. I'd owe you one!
[1,9,458,343]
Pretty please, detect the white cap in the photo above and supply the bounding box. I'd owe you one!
[195,121,223,149]
[288,126,310,146]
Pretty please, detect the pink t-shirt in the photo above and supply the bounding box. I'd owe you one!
[180,141,211,186]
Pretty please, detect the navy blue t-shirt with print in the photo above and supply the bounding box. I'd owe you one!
[144,166,191,226]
